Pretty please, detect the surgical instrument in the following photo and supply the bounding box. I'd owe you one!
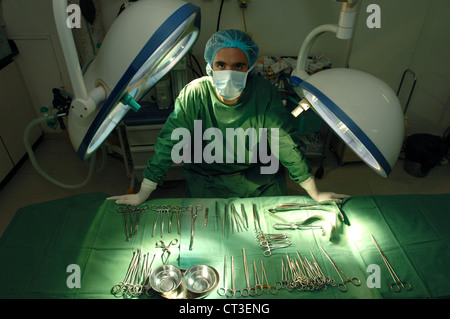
[215,201,219,230]
[320,246,361,292]
[112,249,156,298]
[156,239,178,265]
[308,250,336,288]
[230,203,246,233]
[370,234,412,292]
[222,203,227,240]
[275,257,288,290]
[273,223,323,230]
[151,205,161,237]
[189,205,201,250]
[118,204,147,241]
[111,249,140,297]
[217,254,228,296]
[204,207,209,228]
[226,256,241,297]
[269,201,345,222]
[241,248,252,297]
[256,231,292,257]
[241,203,249,229]
[252,202,262,231]
[260,259,278,294]
[252,260,264,295]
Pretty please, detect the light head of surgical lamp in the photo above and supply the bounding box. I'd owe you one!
[290,0,404,177]
[53,0,201,161]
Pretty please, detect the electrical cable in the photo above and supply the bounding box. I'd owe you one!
[217,0,225,32]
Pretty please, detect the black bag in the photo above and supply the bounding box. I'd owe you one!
[404,133,448,177]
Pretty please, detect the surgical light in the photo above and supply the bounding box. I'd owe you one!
[290,1,404,177]
[53,0,201,161]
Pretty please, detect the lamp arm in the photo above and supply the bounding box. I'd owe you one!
[292,1,359,82]
[293,24,338,81]
[52,0,106,117]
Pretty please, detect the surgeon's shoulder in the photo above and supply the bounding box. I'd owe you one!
[179,76,213,98]
[249,74,278,93]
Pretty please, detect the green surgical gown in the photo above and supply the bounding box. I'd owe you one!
[143,75,312,198]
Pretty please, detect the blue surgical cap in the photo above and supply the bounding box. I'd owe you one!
[204,29,259,67]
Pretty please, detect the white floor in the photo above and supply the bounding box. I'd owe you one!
[1,133,449,237]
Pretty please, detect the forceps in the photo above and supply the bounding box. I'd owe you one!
[260,260,278,294]
[241,248,252,297]
[252,260,264,295]
[370,234,412,292]
[320,247,361,292]
[189,205,201,250]
[156,239,178,264]
[151,205,166,237]
[217,254,228,296]
[273,223,323,230]
[226,256,241,297]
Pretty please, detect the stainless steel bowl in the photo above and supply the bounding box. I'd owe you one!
[183,265,218,294]
[150,265,182,293]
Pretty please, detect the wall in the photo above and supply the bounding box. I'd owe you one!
[348,0,450,137]
[2,0,449,139]
[1,0,71,121]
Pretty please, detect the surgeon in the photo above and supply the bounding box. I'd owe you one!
[108,29,347,205]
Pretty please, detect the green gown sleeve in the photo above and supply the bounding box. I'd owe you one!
[262,79,312,184]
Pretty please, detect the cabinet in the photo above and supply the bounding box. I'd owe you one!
[0,60,41,183]
[125,123,184,183]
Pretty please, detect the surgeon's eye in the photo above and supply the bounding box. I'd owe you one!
[214,62,226,70]
[233,63,247,71]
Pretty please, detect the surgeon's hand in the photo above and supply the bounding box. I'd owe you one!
[299,176,349,203]
[107,178,157,205]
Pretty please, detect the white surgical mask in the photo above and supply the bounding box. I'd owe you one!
[211,65,254,101]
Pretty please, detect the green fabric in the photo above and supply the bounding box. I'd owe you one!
[143,75,312,198]
[1,193,449,299]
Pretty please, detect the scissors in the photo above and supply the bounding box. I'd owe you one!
[370,234,412,292]
[320,246,361,292]
[156,239,178,264]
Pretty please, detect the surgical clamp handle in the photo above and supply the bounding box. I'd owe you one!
[156,239,178,265]
[226,256,241,297]
[252,260,264,296]
[263,242,292,257]
[241,248,252,297]
[260,259,278,294]
[370,234,412,292]
[320,246,361,292]
[217,254,228,296]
